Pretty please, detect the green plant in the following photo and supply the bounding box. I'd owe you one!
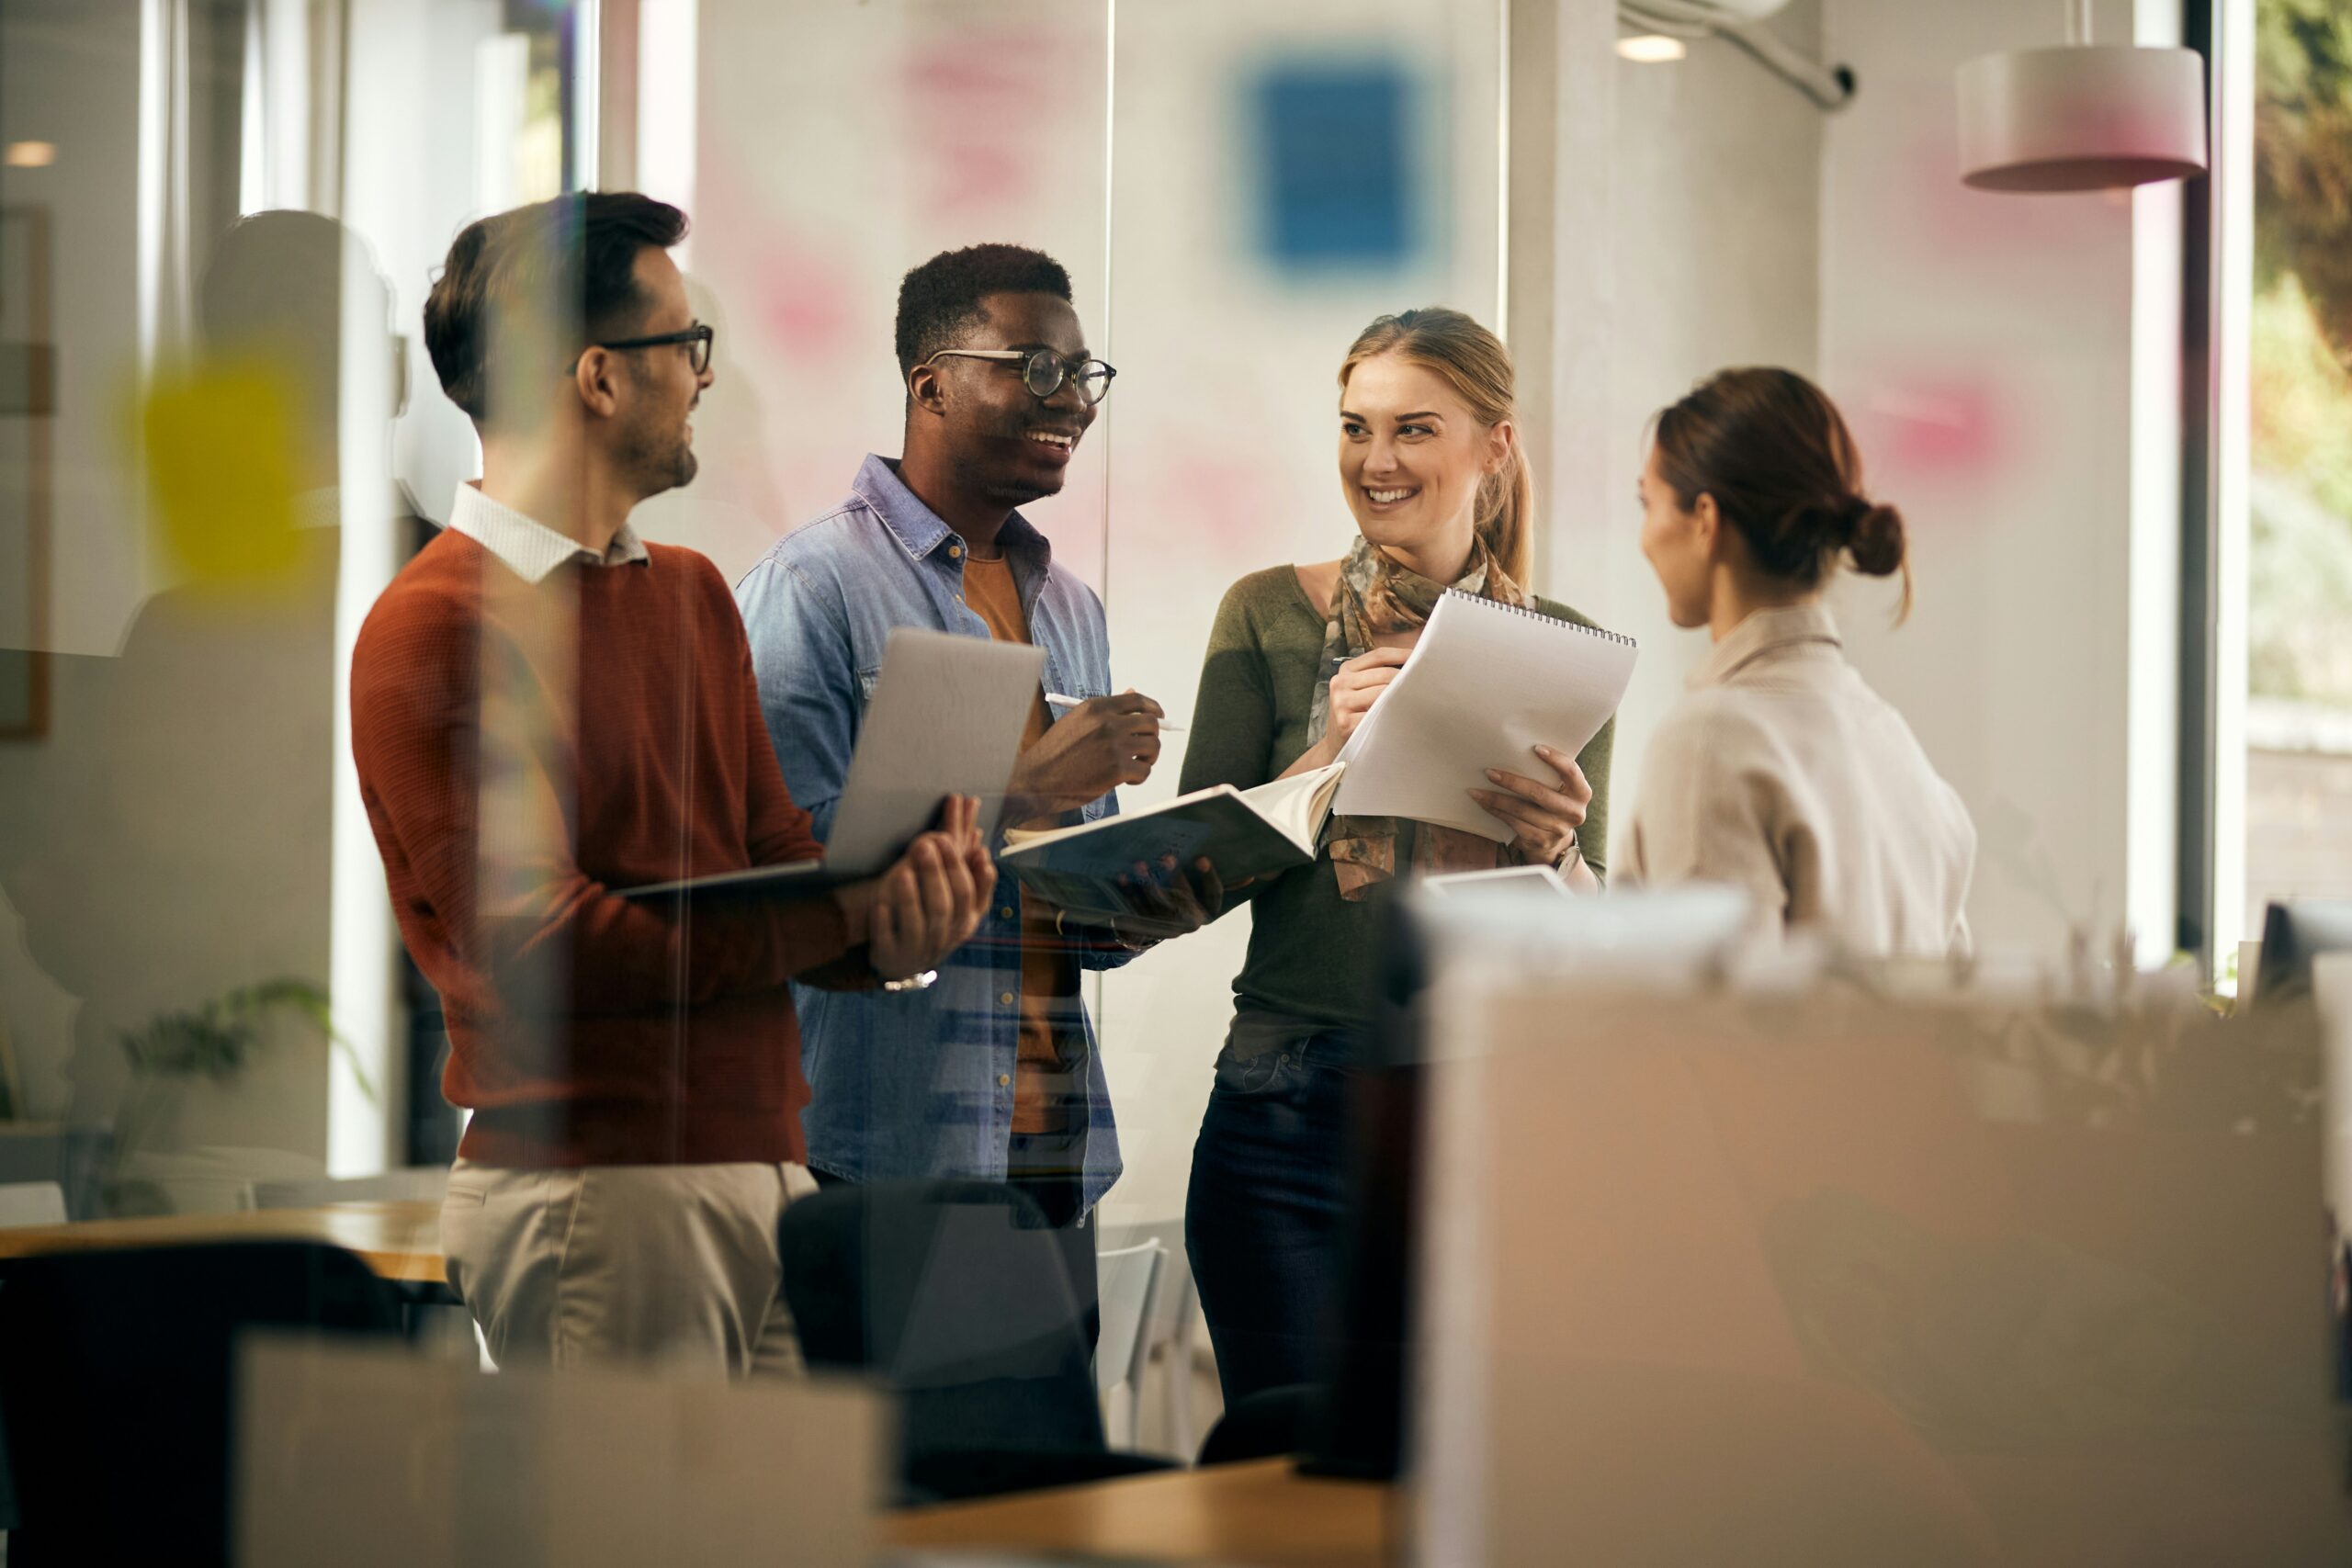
[117,976,375,1098]
[104,978,378,1215]
[2256,0,2352,363]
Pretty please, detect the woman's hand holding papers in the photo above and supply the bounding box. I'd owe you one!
[838,795,996,980]
[1470,744,1594,873]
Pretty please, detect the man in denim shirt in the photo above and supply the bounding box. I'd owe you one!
[737,246,1214,1331]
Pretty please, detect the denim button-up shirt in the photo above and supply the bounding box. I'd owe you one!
[735,454,1131,1212]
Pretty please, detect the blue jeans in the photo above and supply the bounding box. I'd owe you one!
[1185,1013,1363,1407]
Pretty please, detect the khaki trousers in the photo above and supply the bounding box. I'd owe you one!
[441,1157,820,1378]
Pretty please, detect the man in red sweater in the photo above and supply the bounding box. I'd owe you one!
[351,192,990,1374]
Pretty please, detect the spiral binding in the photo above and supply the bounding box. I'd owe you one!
[1442,587,1639,649]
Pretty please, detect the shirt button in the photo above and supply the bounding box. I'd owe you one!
[999,991,1014,1006]
[998,1074,1011,1088]
[999,906,1014,920]
[948,544,963,558]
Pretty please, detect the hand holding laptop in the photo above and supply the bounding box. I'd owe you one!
[833,794,996,980]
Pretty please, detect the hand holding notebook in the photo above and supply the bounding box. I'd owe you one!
[999,761,1347,926]
[1332,590,1636,843]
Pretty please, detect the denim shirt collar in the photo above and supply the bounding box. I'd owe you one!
[851,453,1054,581]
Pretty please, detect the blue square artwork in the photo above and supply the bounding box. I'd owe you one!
[1252,59,1420,273]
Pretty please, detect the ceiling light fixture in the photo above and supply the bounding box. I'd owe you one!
[1617,2,1854,110]
[1957,0,2206,192]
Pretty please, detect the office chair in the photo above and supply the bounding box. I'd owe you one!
[1092,1238,1166,1450]
[0,1241,405,1567]
[777,1179,1176,1504]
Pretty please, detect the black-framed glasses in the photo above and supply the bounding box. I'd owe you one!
[923,347,1117,407]
[573,321,715,375]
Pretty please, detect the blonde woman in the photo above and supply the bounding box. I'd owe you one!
[1176,308,1616,1404]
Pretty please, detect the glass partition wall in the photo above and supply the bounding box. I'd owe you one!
[634,0,1501,1224]
[0,0,592,1209]
[0,0,1505,1223]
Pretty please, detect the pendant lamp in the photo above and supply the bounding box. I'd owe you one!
[1957,0,2206,192]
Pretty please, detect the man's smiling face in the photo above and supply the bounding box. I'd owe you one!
[933,290,1099,509]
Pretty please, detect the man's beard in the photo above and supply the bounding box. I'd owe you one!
[623,416,696,495]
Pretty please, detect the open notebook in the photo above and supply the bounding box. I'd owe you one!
[999,761,1346,924]
[621,628,1045,902]
[1334,589,1636,842]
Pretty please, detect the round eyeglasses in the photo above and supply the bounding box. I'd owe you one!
[922,347,1117,407]
[574,321,715,376]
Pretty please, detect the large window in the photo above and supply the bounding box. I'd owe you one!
[2237,0,2352,950]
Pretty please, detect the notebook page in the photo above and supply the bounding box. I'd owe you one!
[1332,592,1635,841]
[1235,761,1346,852]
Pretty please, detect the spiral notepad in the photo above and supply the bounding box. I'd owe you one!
[1331,590,1639,843]
[1441,588,1640,645]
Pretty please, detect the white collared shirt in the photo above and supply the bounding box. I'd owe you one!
[445,481,650,583]
[1622,602,1976,957]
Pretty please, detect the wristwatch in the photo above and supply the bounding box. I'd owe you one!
[879,968,938,993]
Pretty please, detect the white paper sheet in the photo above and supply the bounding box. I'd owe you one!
[1332,592,1634,841]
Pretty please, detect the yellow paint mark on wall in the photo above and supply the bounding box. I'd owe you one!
[137,360,303,587]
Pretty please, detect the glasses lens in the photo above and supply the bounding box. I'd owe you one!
[1022,350,1067,400]
[692,328,713,375]
[1072,363,1114,406]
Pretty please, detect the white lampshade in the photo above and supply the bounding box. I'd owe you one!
[1957,43,2207,192]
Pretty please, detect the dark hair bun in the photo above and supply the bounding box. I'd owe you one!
[1845,497,1905,577]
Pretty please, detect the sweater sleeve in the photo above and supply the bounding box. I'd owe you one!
[1172,575,1282,919]
[1179,576,1281,796]
[1572,713,1614,883]
[350,586,854,1021]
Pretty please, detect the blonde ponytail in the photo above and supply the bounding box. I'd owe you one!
[1475,444,1532,587]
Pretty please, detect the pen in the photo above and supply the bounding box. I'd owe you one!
[1045,693,1186,733]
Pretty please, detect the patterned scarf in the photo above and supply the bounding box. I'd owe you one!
[1309,534,1529,900]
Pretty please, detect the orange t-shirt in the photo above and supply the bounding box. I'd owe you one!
[959,549,1084,1136]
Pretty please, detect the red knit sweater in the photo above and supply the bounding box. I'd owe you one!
[351,528,865,1167]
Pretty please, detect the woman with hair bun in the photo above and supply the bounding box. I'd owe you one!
[1626,367,1974,954]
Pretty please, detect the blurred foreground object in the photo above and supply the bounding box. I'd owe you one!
[239,1334,887,1568]
[1408,902,2348,1563]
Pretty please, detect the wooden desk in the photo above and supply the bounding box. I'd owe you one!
[0,1200,446,1286]
[882,1459,1393,1566]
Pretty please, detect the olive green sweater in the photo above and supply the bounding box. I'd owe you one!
[1178,565,1615,1030]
